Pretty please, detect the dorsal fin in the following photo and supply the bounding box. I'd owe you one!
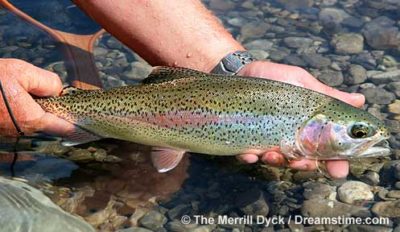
[142,66,210,84]
[60,86,85,96]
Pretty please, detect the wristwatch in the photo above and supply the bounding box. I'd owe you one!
[211,50,256,75]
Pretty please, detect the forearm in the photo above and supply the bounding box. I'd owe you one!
[73,0,243,72]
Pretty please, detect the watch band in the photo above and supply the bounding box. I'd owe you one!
[211,51,256,75]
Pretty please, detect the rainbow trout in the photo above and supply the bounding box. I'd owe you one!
[36,67,391,172]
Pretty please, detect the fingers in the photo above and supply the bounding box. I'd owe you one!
[236,154,259,164]
[37,113,75,137]
[3,59,63,97]
[320,84,365,108]
[325,160,349,178]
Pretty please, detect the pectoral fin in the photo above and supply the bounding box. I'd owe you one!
[151,147,186,173]
[61,126,103,146]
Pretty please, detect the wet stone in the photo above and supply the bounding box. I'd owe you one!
[369,70,400,84]
[331,33,364,54]
[283,37,313,48]
[167,204,191,220]
[283,55,307,67]
[268,50,289,61]
[359,171,380,186]
[240,22,270,40]
[316,69,344,87]
[387,82,400,97]
[209,0,235,11]
[248,50,269,60]
[347,225,392,232]
[244,39,273,51]
[372,200,400,217]
[117,228,153,232]
[346,64,367,84]
[302,182,336,200]
[301,198,367,217]
[387,190,400,199]
[235,189,269,217]
[301,53,331,68]
[385,120,400,133]
[351,52,377,69]
[360,87,395,105]
[139,210,167,231]
[337,181,374,204]
[389,100,400,114]
[362,16,400,49]
[106,36,123,50]
[123,62,152,81]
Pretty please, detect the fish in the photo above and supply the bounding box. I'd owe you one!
[36,67,391,172]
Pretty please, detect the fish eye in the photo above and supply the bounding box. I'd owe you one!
[349,123,373,139]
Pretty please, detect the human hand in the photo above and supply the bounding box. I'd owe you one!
[235,61,366,178]
[0,59,74,137]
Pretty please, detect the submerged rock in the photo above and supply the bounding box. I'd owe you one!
[331,33,364,54]
[372,200,400,217]
[360,87,395,105]
[337,181,374,204]
[362,16,400,49]
[0,177,94,232]
[346,64,367,84]
[302,198,368,217]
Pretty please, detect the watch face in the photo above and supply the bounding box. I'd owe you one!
[211,51,256,75]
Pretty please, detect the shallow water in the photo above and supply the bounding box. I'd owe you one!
[0,0,399,231]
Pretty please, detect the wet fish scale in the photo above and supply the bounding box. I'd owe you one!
[36,67,389,157]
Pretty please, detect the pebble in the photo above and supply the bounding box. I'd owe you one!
[166,204,191,220]
[372,200,400,217]
[301,53,331,68]
[316,69,344,87]
[138,210,167,231]
[240,22,270,40]
[235,189,269,217]
[387,82,400,97]
[351,52,377,69]
[337,181,374,204]
[345,64,367,84]
[209,0,235,11]
[318,8,349,33]
[248,50,269,60]
[301,198,368,217]
[283,37,313,48]
[389,100,400,114]
[347,225,392,232]
[359,171,380,186]
[362,16,400,49]
[331,33,364,54]
[283,55,307,67]
[117,228,153,232]
[387,190,400,199]
[360,87,396,105]
[123,62,152,81]
[302,182,336,200]
[244,39,273,51]
[369,70,400,84]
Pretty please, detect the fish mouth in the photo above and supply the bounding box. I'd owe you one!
[357,139,391,158]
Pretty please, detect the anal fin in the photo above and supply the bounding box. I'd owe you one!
[61,126,103,146]
[151,147,186,173]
